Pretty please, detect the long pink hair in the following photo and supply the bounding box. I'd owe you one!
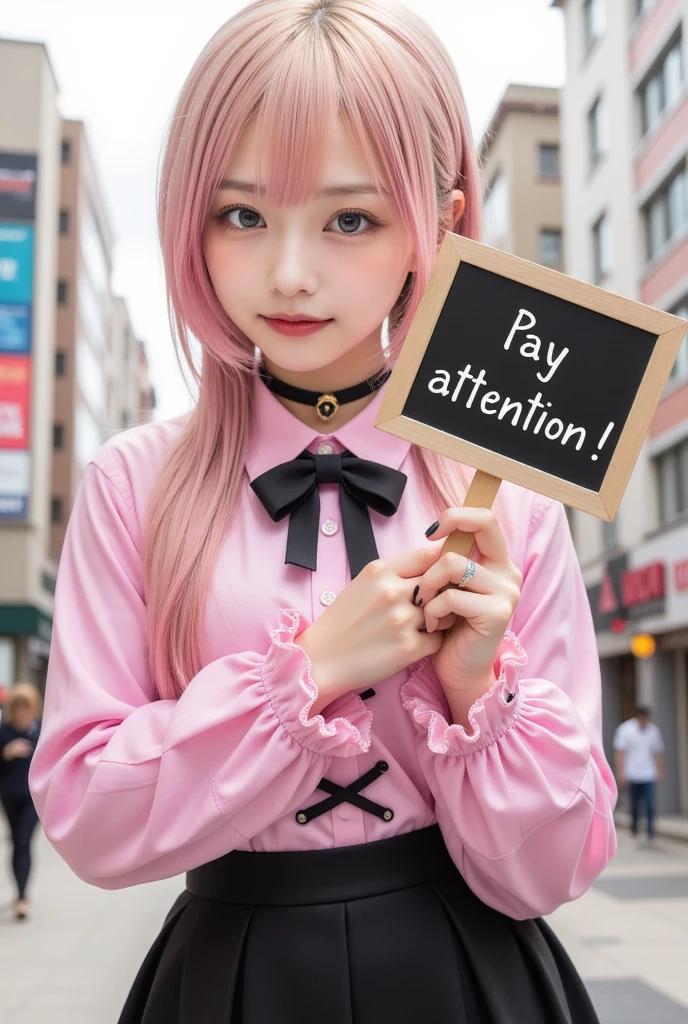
[146,0,483,699]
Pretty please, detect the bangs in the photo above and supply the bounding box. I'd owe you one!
[251,21,396,209]
[253,30,340,206]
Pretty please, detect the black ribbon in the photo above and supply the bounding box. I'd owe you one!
[250,450,407,578]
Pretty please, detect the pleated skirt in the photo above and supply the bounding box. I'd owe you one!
[117,824,599,1024]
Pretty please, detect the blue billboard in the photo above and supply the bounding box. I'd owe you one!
[0,224,34,304]
[0,303,31,354]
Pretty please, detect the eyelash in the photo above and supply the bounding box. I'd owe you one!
[213,204,383,237]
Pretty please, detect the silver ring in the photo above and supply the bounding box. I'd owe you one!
[457,559,476,589]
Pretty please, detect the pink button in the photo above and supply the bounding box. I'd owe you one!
[338,805,351,820]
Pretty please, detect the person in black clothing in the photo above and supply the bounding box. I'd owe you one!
[0,682,42,920]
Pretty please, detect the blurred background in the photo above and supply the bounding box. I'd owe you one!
[0,0,688,1021]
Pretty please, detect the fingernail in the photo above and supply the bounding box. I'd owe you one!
[412,584,423,606]
[425,521,440,538]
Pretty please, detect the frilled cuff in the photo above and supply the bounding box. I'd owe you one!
[401,631,529,756]
[261,609,372,757]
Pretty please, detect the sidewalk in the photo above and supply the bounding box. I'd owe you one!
[615,810,688,843]
[1,826,688,1022]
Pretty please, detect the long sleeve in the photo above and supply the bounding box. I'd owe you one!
[29,459,372,889]
[401,496,617,919]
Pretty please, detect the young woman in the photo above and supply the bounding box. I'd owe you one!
[1,682,42,920]
[29,1,617,1020]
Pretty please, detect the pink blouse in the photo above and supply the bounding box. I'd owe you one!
[29,375,617,920]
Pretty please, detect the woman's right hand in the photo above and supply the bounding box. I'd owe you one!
[297,546,444,714]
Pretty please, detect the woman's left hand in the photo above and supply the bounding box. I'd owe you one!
[416,508,522,695]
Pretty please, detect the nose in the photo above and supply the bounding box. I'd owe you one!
[267,231,318,297]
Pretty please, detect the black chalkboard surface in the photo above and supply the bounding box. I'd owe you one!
[376,233,687,520]
[403,262,656,492]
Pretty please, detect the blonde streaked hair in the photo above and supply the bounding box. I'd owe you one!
[146,0,484,698]
[5,682,42,725]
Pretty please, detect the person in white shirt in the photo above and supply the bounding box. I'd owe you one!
[613,706,666,844]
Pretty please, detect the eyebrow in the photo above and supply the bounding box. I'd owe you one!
[217,178,380,197]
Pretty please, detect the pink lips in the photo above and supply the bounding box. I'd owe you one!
[262,314,333,336]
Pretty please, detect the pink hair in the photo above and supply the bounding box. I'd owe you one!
[146,0,484,699]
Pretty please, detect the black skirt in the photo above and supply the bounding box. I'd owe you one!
[117,825,599,1024]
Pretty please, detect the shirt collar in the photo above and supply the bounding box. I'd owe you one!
[245,369,411,481]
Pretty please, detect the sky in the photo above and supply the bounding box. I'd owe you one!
[0,0,566,421]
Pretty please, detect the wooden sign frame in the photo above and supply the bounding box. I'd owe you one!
[376,232,687,520]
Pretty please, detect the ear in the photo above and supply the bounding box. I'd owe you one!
[450,189,466,229]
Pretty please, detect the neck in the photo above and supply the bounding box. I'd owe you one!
[261,332,387,432]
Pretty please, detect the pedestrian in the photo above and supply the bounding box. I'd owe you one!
[29,2,618,1021]
[613,705,666,846]
[0,682,42,920]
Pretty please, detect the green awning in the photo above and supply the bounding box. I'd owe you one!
[0,605,53,643]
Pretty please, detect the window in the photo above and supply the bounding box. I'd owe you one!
[53,423,64,450]
[59,209,70,235]
[539,228,562,267]
[483,172,509,246]
[51,497,63,525]
[60,140,72,165]
[592,212,613,282]
[57,280,69,305]
[583,0,605,51]
[55,350,66,376]
[640,38,684,137]
[657,439,688,523]
[538,144,560,179]
[587,95,607,168]
[670,303,688,379]
[645,165,688,260]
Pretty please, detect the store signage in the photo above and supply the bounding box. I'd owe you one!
[0,153,37,221]
[621,561,665,610]
[0,450,30,519]
[676,559,688,593]
[0,355,31,449]
[0,303,31,354]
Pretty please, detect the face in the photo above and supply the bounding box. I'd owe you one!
[202,116,416,381]
[12,700,33,729]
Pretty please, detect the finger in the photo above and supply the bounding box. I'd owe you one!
[424,589,514,633]
[418,552,505,603]
[380,545,441,580]
[427,508,510,566]
[415,629,445,659]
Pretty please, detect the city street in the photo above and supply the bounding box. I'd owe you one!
[1,826,688,1022]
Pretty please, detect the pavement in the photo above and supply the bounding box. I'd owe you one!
[1,825,688,1023]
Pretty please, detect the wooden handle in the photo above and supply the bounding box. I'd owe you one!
[439,470,502,563]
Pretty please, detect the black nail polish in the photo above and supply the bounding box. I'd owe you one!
[425,521,440,538]
[412,584,423,606]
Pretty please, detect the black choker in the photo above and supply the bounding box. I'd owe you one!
[259,364,391,421]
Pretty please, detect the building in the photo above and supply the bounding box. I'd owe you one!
[481,84,564,273]
[51,118,116,558]
[0,39,152,692]
[0,40,61,690]
[554,0,688,814]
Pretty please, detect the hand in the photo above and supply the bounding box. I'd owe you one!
[2,739,33,761]
[657,770,667,784]
[297,547,445,713]
[414,508,522,694]
[617,773,628,788]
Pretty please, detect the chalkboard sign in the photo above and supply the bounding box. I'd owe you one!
[376,233,687,520]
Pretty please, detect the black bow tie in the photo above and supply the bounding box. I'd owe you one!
[250,450,407,578]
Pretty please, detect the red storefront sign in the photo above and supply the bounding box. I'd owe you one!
[620,561,665,608]
[676,559,688,593]
[0,354,31,449]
